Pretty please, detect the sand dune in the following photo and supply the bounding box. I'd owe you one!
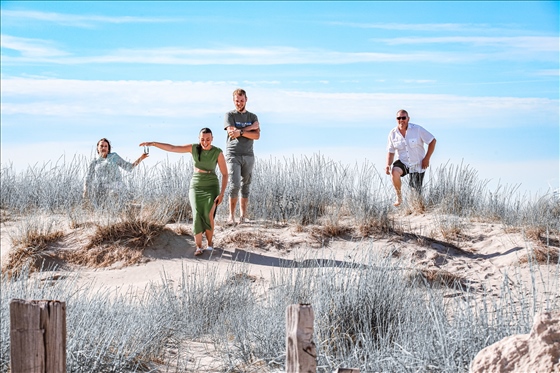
[2,211,557,300]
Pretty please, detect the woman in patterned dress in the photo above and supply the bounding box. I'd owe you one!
[83,138,148,205]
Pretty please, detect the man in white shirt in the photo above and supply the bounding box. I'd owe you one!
[385,109,436,206]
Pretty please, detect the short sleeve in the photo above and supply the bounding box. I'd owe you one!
[387,132,396,153]
[418,126,435,145]
[224,111,235,129]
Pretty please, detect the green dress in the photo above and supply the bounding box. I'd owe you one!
[190,145,222,235]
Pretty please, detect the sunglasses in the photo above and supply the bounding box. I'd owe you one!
[396,116,408,120]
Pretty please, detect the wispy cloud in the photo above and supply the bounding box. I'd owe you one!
[1,78,557,129]
[536,69,560,77]
[1,10,181,27]
[329,21,502,33]
[403,79,437,84]
[2,41,463,65]
[373,36,559,52]
[1,35,69,58]
[0,45,511,65]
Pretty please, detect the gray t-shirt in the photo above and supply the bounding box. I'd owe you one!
[224,110,259,156]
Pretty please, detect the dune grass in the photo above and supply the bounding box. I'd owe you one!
[3,215,65,277]
[1,154,559,372]
[2,154,559,235]
[1,253,557,372]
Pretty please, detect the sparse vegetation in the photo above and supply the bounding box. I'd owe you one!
[3,215,65,276]
[519,246,560,265]
[1,155,559,372]
[2,253,557,372]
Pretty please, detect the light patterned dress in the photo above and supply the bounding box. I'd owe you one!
[84,153,134,201]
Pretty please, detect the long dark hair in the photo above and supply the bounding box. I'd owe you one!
[196,128,213,161]
[97,138,111,154]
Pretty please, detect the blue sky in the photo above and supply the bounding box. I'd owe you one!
[1,1,559,195]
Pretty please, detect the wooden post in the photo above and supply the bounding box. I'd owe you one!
[286,304,317,373]
[10,299,67,373]
[335,369,360,373]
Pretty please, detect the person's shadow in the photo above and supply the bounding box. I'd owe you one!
[206,247,357,269]
[144,229,359,268]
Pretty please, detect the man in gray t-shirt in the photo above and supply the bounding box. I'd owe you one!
[224,88,260,224]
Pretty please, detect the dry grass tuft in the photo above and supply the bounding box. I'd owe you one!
[408,268,467,288]
[518,247,559,265]
[1,209,13,223]
[433,214,467,242]
[358,218,393,237]
[218,230,285,250]
[293,224,304,233]
[227,272,258,285]
[63,244,147,268]
[2,227,64,276]
[409,194,426,214]
[310,223,352,239]
[524,227,545,241]
[89,219,165,249]
[63,218,165,268]
[170,224,191,236]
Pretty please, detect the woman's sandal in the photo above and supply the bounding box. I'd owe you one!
[194,247,204,256]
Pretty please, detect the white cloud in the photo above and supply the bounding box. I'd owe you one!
[1,34,69,58]
[330,22,503,33]
[1,10,180,27]
[2,46,469,65]
[1,78,557,129]
[403,79,437,84]
[4,39,557,66]
[373,36,559,52]
[536,69,560,76]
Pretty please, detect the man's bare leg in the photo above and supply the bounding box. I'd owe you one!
[240,197,249,222]
[228,197,238,224]
[391,168,403,206]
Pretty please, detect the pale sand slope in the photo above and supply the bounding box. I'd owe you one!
[2,211,558,300]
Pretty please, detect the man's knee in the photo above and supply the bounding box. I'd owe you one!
[241,185,251,198]
[228,181,241,198]
[392,167,403,178]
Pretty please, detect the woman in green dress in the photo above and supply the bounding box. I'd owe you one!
[140,128,228,255]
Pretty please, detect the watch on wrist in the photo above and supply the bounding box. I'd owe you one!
[240,129,244,136]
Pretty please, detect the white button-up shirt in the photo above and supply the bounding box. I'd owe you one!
[387,123,435,173]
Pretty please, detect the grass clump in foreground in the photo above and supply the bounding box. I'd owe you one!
[2,211,169,275]
[68,216,166,268]
[3,216,65,277]
[1,252,558,373]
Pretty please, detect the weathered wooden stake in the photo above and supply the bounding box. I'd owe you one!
[286,304,317,373]
[10,299,67,373]
[335,369,360,373]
